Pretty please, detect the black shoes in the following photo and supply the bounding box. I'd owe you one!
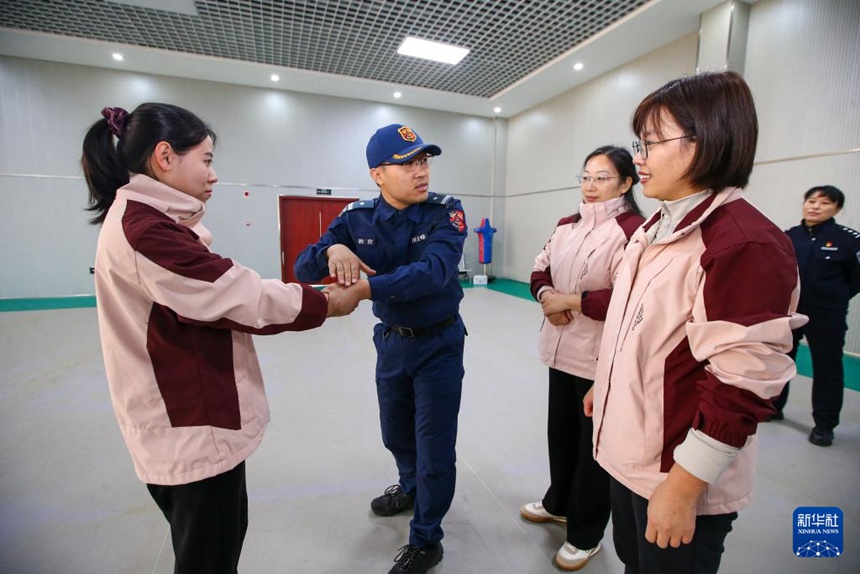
[372,486,441,573]
[371,485,415,516]
[388,543,443,574]
[809,427,834,447]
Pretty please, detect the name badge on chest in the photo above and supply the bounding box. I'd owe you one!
[411,233,427,244]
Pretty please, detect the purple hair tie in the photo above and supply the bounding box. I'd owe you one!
[101,107,129,138]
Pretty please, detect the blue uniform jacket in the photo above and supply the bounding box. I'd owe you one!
[786,218,860,313]
[294,193,467,328]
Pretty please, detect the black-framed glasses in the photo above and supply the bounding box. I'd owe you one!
[632,135,694,159]
[576,174,620,186]
[379,155,433,171]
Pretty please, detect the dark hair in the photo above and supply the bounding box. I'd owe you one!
[631,71,757,191]
[803,185,844,208]
[82,103,216,224]
[583,145,643,216]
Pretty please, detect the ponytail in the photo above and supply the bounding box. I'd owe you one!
[82,111,129,225]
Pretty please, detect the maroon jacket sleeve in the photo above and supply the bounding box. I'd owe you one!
[530,215,579,301]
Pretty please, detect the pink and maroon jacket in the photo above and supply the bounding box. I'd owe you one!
[95,175,327,486]
[592,188,806,514]
[531,196,644,379]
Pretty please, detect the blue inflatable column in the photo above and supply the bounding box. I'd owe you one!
[473,217,498,280]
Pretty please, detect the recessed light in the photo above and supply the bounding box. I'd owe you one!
[270,74,280,82]
[112,53,124,61]
[393,91,402,99]
[573,62,584,71]
[493,107,502,114]
[397,37,469,65]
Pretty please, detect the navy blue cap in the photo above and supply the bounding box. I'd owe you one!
[366,124,442,168]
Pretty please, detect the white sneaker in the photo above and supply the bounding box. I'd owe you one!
[554,541,601,571]
[519,501,566,523]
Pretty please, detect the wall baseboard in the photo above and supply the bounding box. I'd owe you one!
[0,295,96,312]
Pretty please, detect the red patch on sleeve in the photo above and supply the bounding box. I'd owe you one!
[449,209,465,232]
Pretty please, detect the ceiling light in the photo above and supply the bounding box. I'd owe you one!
[270,74,280,82]
[112,53,124,61]
[493,107,502,114]
[573,62,584,71]
[397,37,469,65]
[393,91,402,99]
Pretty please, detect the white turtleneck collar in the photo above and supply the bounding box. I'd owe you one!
[647,189,713,243]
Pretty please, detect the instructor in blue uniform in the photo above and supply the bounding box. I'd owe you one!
[294,124,467,574]
[773,185,860,446]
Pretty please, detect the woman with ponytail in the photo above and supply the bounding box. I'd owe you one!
[82,103,357,573]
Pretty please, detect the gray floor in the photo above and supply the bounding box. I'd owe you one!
[1,288,857,574]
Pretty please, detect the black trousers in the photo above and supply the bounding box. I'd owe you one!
[610,478,736,574]
[541,368,610,549]
[147,462,248,574]
[773,309,847,431]
[373,318,465,547]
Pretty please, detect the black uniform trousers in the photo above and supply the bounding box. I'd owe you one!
[610,478,736,574]
[541,368,610,549]
[373,317,465,547]
[773,309,847,431]
[147,461,248,574]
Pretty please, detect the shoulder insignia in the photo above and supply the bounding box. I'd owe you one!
[425,192,458,207]
[341,199,375,214]
[448,208,466,232]
[838,225,860,239]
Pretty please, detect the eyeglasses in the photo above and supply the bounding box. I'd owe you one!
[632,135,694,159]
[576,175,620,186]
[380,155,433,171]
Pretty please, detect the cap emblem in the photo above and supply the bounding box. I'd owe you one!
[398,126,417,142]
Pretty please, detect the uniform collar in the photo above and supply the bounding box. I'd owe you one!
[377,195,424,222]
[803,217,836,233]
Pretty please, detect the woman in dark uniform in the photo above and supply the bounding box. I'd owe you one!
[773,185,860,446]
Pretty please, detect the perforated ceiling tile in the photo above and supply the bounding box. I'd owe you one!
[1,0,649,98]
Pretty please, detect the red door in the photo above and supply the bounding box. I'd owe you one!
[279,195,358,283]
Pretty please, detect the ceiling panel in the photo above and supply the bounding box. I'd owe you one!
[0,0,649,98]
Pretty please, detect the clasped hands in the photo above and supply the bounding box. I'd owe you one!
[539,289,581,326]
[323,244,376,317]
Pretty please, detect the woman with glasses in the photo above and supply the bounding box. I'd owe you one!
[585,72,806,574]
[523,145,644,571]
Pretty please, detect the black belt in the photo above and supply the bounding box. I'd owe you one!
[386,315,457,338]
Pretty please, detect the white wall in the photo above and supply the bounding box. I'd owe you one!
[744,0,860,353]
[1,0,857,350]
[502,0,860,352]
[0,57,504,298]
[501,33,698,282]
